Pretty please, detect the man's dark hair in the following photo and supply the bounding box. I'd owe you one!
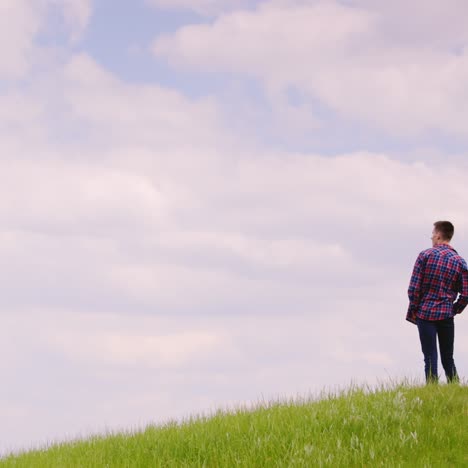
[434,220,455,241]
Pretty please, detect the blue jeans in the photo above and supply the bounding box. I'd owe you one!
[416,317,458,383]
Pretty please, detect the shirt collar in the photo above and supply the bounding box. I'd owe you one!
[435,244,456,252]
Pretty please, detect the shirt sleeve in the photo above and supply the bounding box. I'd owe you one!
[406,253,425,324]
[453,262,468,315]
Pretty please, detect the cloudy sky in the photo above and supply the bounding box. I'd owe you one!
[2,0,468,455]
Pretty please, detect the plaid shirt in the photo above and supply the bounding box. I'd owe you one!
[407,244,468,324]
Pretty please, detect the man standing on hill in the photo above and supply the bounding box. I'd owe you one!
[407,221,468,383]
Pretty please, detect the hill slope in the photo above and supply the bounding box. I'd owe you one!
[2,383,467,467]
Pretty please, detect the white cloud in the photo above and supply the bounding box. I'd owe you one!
[0,91,46,144]
[61,53,226,148]
[146,0,258,16]
[152,0,468,136]
[0,0,42,78]
[57,0,93,42]
[0,0,92,79]
[354,0,468,47]
[48,328,228,368]
[0,158,167,235]
[2,143,468,317]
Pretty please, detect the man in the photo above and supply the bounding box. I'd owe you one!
[407,221,468,383]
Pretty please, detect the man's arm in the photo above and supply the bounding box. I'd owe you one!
[453,262,468,315]
[407,253,424,324]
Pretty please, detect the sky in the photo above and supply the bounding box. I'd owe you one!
[1,0,468,455]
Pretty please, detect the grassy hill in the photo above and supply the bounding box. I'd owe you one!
[2,382,466,467]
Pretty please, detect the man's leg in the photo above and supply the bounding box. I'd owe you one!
[437,317,459,383]
[416,318,439,383]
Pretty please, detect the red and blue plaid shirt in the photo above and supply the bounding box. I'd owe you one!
[407,244,468,324]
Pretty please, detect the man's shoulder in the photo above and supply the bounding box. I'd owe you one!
[428,246,468,269]
[443,246,467,265]
[418,247,435,258]
[456,255,468,270]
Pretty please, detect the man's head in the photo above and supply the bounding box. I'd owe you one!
[431,221,454,246]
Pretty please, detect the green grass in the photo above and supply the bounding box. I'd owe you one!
[2,382,467,467]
